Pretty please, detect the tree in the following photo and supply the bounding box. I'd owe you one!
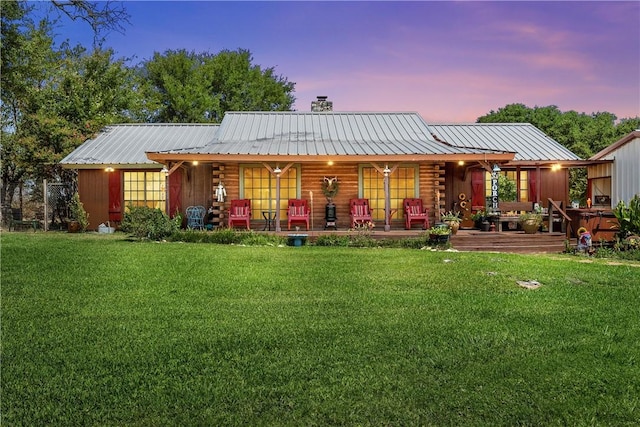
[138,48,295,123]
[477,104,640,202]
[1,1,138,220]
[48,0,130,47]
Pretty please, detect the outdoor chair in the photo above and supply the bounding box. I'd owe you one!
[403,198,430,230]
[287,199,310,230]
[349,198,373,228]
[186,205,206,230]
[228,199,251,230]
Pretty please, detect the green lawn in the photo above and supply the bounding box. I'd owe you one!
[2,232,639,425]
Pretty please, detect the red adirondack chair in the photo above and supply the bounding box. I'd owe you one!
[228,199,251,230]
[403,198,430,230]
[349,198,373,228]
[287,199,310,230]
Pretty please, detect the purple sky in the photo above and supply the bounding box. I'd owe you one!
[48,1,639,122]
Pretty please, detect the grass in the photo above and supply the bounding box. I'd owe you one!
[2,232,639,425]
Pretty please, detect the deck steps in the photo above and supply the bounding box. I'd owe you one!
[450,230,567,253]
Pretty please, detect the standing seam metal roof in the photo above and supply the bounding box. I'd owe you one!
[172,112,498,156]
[59,123,220,166]
[428,123,581,161]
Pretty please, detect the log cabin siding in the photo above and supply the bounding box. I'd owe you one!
[213,162,443,230]
[78,161,573,233]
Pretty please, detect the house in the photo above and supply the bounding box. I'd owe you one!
[588,129,640,207]
[59,123,220,228]
[61,97,581,231]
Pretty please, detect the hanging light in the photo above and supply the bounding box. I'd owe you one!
[492,164,501,172]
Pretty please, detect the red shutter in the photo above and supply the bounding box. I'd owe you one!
[108,172,122,222]
[528,173,537,202]
[168,171,182,217]
[471,170,485,208]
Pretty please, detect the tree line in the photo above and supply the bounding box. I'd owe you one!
[1,1,295,216]
[1,0,638,217]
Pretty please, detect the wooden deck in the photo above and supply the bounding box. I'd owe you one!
[268,227,569,254]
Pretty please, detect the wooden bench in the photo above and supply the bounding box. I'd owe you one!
[8,208,42,232]
[496,202,534,232]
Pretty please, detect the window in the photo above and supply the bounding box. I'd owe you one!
[123,171,166,212]
[241,165,299,220]
[484,170,529,202]
[360,165,417,220]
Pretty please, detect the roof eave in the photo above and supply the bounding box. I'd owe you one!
[61,162,163,170]
[145,152,515,163]
[504,159,609,168]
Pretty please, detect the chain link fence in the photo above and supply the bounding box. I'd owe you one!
[1,180,75,231]
[44,180,76,230]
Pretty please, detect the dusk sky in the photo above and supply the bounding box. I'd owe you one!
[49,1,639,122]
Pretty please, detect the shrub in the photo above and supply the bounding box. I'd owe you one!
[314,234,350,247]
[69,192,89,232]
[121,206,181,240]
[168,229,286,246]
[612,194,640,238]
[239,231,286,246]
[396,235,431,249]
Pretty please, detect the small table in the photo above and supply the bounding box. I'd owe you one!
[262,211,275,231]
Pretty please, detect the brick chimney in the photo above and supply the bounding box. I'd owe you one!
[311,96,333,112]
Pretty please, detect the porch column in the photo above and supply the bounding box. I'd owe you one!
[383,165,391,232]
[274,165,282,232]
[161,165,169,215]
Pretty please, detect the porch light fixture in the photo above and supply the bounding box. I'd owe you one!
[192,161,199,166]
[105,167,114,172]
[327,160,334,166]
[551,163,562,172]
[383,165,391,175]
[160,166,169,176]
[492,164,501,172]
[458,160,465,166]
[274,165,281,175]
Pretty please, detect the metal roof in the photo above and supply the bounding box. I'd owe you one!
[428,123,581,162]
[590,130,640,160]
[60,123,219,168]
[159,112,502,157]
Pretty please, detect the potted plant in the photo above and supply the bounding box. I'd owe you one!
[427,225,451,243]
[441,211,461,235]
[69,192,89,233]
[519,212,542,234]
[471,209,491,231]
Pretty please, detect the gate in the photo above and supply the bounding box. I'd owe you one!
[44,180,75,231]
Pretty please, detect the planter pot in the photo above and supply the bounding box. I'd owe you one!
[521,220,539,234]
[480,221,491,232]
[287,234,308,246]
[445,221,460,235]
[68,221,80,233]
[429,233,450,244]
